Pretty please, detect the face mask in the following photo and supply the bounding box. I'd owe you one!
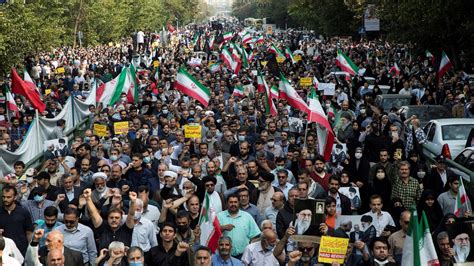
[267,141,275,148]
[64,226,76,232]
[325,103,331,108]
[129,263,143,266]
[417,171,426,178]
[354,152,363,159]
[27,177,34,183]
[110,155,118,161]
[84,137,90,143]
[162,109,169,114]
[34,195,44,203]
[238,136,246,142]
[96,186,106,193]
[143,157,151,164]
[376,172,385,180]
[190,110,195,115]
[121,97,127,102]
[360,109,366,114]
[58,143,65,149]
[142,129,149,135]
[177,225,188,233]
[0,144,7,149]
[134,211,142,220]
[276,166,284,170]
[283,127,290,131]
[265,243,275,251]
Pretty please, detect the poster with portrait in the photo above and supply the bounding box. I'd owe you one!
[293,199,324,236]
[338,187,361,211]
[447,218,474,264]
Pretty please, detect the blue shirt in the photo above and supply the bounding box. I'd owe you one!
[217,210,261,256]
[211,254,242,266]
[33,219,63,247]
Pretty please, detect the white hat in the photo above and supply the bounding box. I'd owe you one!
[92,172,108,181]
[163,170,177,178]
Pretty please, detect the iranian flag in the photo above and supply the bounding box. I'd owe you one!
[175,67,211,107]
[231,43,242,61]
[438,51,453,80]
[191,33,201,47]
[223,32,233,42]
[401,210,439,266]
[5,89,19,118]
[258,70,277,116]
[96,67,137,107]
[390,62,401,76]
[336,49,359,76]
[279,73,309,113]
[426,50,435,65]
[454,177,471,217]
[255,35,264,44]
[257,71,265,93]
[285,47,296,64]
[313,76,320,89]
[23,68,42,98]
[270,85,279,99]
[307,87,334,160]
[221,47,241,75]
[10,68,46,113]
[268,44,285,58]
[232,85,245,97]
[241,47,250,68]
[242,32,253,45]
[209,35,215,49]
[199,192,222,253]
[248,51,255,62]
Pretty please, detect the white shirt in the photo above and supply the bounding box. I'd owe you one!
[143,205,161,233]
[131,217,158,252]
[2,255,21,266]
[363,210,395,237]
[241,241,280,266]
[137,31,145,43]
[3,237,24,264]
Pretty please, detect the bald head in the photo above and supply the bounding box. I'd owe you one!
[46,230,64,250]
[47,248,65,266]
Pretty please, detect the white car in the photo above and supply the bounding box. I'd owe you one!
[423,119,474,159]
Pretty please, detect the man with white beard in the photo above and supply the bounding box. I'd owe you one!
[295,209,312,235]
[453,232,471,263]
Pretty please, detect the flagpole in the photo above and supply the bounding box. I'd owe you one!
[198,191,207,224]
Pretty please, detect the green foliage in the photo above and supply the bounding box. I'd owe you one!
[0,0,200,74]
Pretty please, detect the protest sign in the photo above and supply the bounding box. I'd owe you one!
[184,124,202,138]
[114,122,129,135]
[318,236,350,264]
[300,77,312,87]
[93,123,108,137]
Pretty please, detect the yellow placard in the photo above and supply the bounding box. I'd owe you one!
[184,124,202,138]
[153,60,160,68]
[294,55,302,62]
[93,123,108,137]
[318,236,349,264]
[300,77,312,87]
[114,122,129,135]
[261,61,268,66]
[44,89,52,95]
[56,67,65,74]
[276,56,285,63]
[108,42,114,47]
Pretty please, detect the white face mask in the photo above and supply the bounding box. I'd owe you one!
[267,141,275,148]
[0,144,7,149]
[134,211,142,220]
[354,152,363,159]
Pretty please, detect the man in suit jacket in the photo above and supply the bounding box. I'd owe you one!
[25,229,84,266]
[328,176,352,215]
[57,175,84,212]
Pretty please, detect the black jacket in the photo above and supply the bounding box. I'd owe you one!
[276,203,294,239]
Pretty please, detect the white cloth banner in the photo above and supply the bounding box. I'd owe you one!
[0,86,95,174]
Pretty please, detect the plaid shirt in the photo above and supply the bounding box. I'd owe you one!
[391,177,422,208]
[405,127,426,156]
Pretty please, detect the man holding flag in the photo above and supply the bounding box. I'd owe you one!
[438,175,472,216]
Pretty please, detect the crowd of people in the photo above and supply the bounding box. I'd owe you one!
[0,16,473,266]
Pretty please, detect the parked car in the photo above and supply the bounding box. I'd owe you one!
[422,118,474,160]
[399,105,452,128]
[374,94,412,112]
